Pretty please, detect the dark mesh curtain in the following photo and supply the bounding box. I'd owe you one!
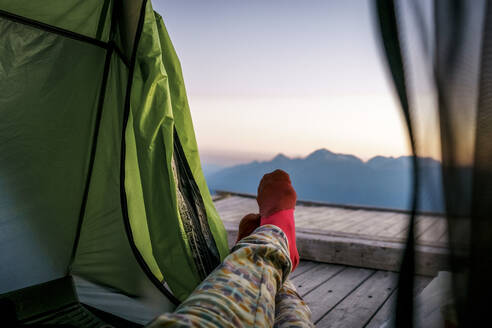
[374,0,492,326]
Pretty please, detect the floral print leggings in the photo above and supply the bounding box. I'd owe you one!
[148,225,313,327]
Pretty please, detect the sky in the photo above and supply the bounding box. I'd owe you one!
[154,0,411,166]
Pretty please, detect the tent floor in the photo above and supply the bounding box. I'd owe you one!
[215,192,450,276]
[0,276,141,328]
[293,260,431,327]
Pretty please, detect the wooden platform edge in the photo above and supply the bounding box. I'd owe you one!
[215,190,446,217]
[224,224,449,277]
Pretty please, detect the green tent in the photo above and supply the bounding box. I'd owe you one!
[0,0,229,325]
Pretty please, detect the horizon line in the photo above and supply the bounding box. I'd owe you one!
[200,147,441,167]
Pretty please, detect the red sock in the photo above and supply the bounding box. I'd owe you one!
[260,209,299,271]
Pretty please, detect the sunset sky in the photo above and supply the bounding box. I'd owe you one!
[154,0,412,166]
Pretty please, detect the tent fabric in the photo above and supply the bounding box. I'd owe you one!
[1,0,113,41]
[374,1,418,326]
[0,0,229,316]
[73,275,166,325]
[375,0,492,326]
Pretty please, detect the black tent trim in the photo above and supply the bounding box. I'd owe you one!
[68,45,114,273]
[69,0,122,272]
[374,1,419,327]
[0,9,106,48]
[118,0,180,306]
[0,8,129,67]
[95,0,112,41]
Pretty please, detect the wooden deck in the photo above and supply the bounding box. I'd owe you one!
[294,260,431,327]
[214,193,450,276]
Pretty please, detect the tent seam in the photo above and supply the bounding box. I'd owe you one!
[0,8,129,68]
[68,46,114,273]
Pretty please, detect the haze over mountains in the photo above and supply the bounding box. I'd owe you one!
[205,149,444,212]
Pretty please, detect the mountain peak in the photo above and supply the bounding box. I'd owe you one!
[272,153,289,162]
[306,148,334,160]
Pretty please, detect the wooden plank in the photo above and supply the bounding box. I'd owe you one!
[217,195,450,275]
[415,216,440,238]
[374,215,409,238]
[217,212,244,224]
[225,225,449,276]
[216,211,245,221]
[305,207,348,221]
[214,196,245,208]
[218,216,241,224]
[316,270,398,327]
[344,212,398,233]
[302,267,374,323]
[392,215,438,241]
[311,208,357,225]
[217,205,256,215]
[362,213,403,235]
[364,275,432,328]
[438,229,449,243]
[294,209,331,227]
[217,202,257,216]
[419,218,447,242]
[331,211,378,232]
[319,210,368,232]
[295,206,330,219]
[296,208,349,228]
[290,261,318,280]
[296,231,449,276]
[291,263,345,297]
[384,216,428,244]
[215,197,256,211]
[339,211,396,235]
[217,206,258,221]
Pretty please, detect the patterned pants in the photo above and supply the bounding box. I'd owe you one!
[148,225,313,327]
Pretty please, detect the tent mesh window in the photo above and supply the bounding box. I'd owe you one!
[376,0,492,326]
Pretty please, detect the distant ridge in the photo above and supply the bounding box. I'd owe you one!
[206,148,444,212]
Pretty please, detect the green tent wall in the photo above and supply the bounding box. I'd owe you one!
[0,0,229,320]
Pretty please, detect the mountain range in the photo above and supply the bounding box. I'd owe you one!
[205,148,444,212]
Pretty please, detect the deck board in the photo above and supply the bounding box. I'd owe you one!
[216,195,449,276]
[364,276,432,328]
[291,261,431,327]
[214,195,447,248]
[420,219,447,242]
[291,263,345,296]
[342,212,395,234]
[302,267,374,324]
[360,213,401,235]
[290,261,318,279]
[316,270,397,327]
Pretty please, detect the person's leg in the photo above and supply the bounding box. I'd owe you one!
[147,225,292,327]
[148,169,312,327]
[274,280,313,328]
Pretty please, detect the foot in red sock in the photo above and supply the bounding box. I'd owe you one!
[257,169,299,271]
[236,213,261,244]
